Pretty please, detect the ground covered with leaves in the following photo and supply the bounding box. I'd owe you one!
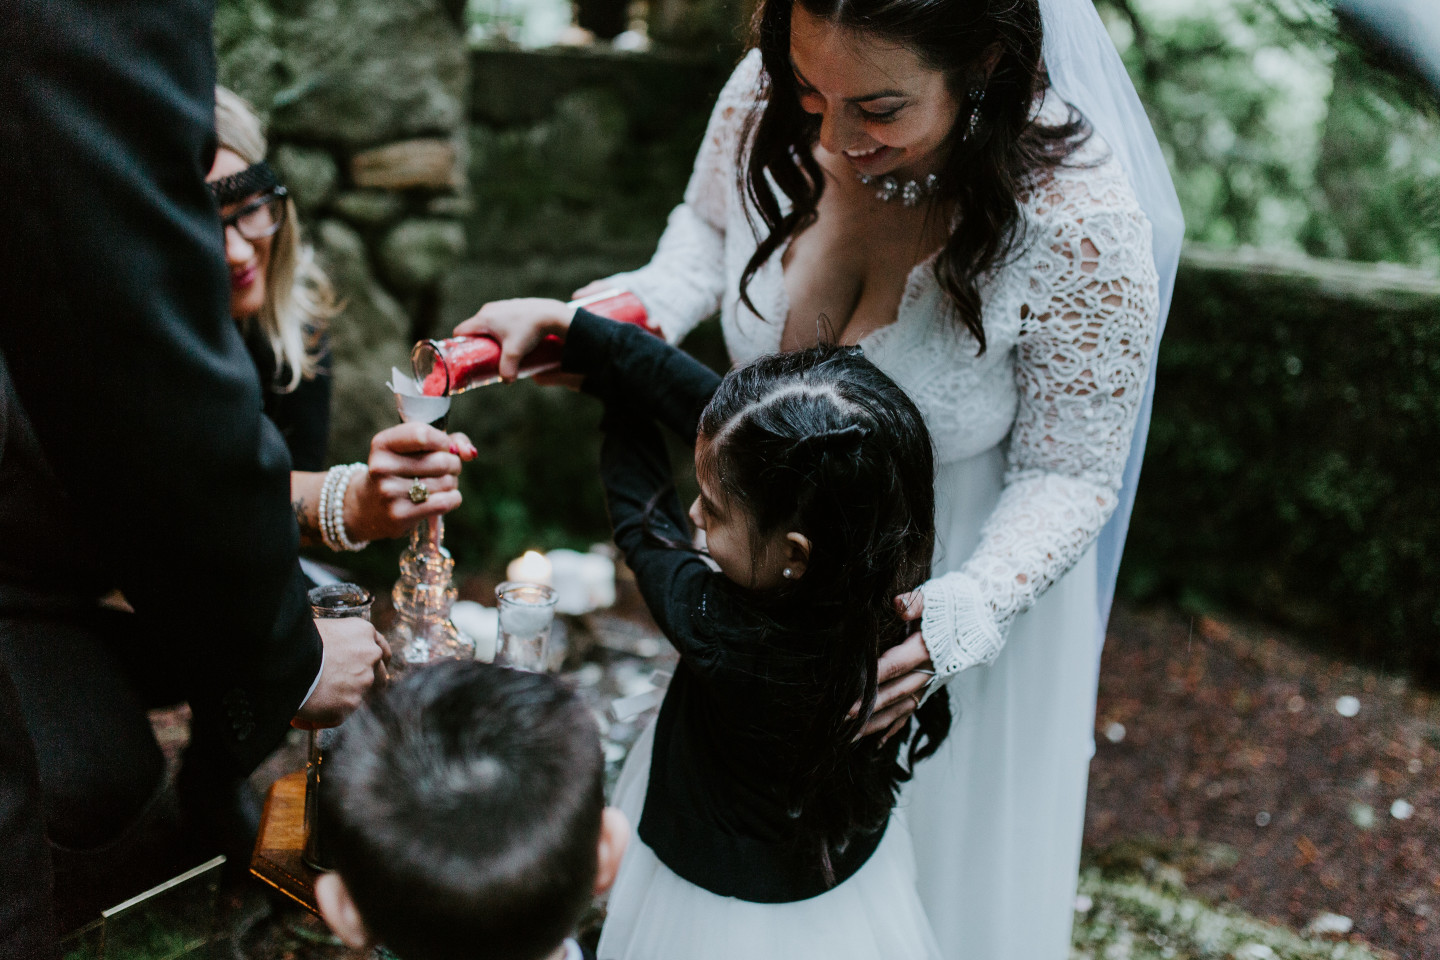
[1085,605,1438,959]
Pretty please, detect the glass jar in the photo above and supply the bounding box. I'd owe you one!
[411,289,653,397]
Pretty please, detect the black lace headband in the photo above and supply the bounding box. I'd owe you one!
[207,160,281,207]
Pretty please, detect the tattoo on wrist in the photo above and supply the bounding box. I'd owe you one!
[292,496,316,535]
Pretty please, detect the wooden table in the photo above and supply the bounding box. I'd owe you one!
[250,771,320,915]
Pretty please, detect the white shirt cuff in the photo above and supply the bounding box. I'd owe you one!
[296,648,325,711]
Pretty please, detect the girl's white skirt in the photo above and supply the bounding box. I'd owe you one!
[597,722,943,960]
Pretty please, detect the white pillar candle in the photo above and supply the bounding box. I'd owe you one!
[506,550,552,585]
[450,601,499,662]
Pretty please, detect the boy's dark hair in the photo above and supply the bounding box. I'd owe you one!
[320,661,604,960]
[696,344,950,885]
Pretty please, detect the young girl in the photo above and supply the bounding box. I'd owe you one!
[457,299,951,960]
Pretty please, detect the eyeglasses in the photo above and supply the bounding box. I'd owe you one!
[220,186,288,241]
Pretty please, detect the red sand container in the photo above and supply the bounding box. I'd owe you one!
[412,290,657,397]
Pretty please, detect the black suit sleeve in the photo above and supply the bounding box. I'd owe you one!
[0,0,321,773]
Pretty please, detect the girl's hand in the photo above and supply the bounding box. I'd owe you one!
[850,591,936,743]
[454,297,573,382]
[345,423,477,542]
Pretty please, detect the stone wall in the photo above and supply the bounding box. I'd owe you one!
[215,0,472,461]
[215,5,733,569]
[432,47,731,572]
[215,0,734,471]
[442,47,730,319]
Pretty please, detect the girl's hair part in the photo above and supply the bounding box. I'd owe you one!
[739,0,1090,354]
[696,344,950,884]
[214,86,338,392]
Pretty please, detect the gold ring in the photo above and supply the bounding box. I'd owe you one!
[909,693,922,711]
[408,478,430,504]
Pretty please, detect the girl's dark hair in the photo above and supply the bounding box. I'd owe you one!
[697,344,949,884]
[740,0,1089,354]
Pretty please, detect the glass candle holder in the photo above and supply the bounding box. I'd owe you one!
[495,581,558,672]
[303,583,372,872]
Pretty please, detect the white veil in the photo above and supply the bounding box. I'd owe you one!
[1038,0,1185,656]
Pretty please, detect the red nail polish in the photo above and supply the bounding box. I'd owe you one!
[449,443,460,456]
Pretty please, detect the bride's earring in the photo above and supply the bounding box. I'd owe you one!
[783,568,795,580]
[964,87,986,141]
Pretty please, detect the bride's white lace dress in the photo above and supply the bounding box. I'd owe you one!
[598,51,1159,960]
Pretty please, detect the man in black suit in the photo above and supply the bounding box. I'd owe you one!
[0,2,388,957]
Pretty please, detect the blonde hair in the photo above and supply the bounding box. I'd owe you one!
[214,86,337,392]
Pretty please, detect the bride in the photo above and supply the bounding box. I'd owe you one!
[584,0,1183,956]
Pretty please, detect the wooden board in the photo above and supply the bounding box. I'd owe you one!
[250,771,320,915]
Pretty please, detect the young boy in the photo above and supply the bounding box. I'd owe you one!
[313,660,629,960]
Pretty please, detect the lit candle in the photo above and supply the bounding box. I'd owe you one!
[506,550,552,585]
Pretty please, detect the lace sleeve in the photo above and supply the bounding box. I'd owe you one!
[596,50,763,344]
[920,172,1160,679]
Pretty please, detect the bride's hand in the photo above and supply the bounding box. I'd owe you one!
[850,591,936,742]
[571,280,612,300]
[454,297,573,382]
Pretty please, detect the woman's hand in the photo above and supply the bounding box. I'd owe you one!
[454,297,574,382]
[344,423,477,542]
[851,591,936,743]
[571,280,611,300]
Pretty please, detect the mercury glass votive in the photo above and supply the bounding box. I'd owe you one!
[495,582,558,672]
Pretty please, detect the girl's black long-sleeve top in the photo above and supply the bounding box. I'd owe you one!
[560,310,886,903]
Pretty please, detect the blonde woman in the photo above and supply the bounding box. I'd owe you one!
[209,88,474,552]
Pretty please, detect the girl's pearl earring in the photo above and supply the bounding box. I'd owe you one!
[782,568,794,580]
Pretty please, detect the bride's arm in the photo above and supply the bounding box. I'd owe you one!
[585,51,763,345]
[919,188,1161,682]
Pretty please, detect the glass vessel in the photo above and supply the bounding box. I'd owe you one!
[411,289,653,397]
[303,582,372,872]
[388,516,472,665]
[385,368,471,667]
[495,581,559,672]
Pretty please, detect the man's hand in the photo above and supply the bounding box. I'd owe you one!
[294,618,391,728]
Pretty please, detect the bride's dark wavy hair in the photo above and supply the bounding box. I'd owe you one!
[740,0,1089,354]
[695,344,949,885]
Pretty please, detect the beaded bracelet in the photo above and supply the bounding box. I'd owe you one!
[317,464,343,551]
[318,462,367,552]
[331,463,371,552]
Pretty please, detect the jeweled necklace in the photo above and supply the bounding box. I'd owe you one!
[857,172,940,207]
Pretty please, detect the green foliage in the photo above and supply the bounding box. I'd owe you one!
[1100,0,1440,269]
[1302,47,1440,266]
[1120,246,1440,680]
[1073,864,1386,959]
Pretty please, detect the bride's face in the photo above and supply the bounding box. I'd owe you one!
[789,6,961,180]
